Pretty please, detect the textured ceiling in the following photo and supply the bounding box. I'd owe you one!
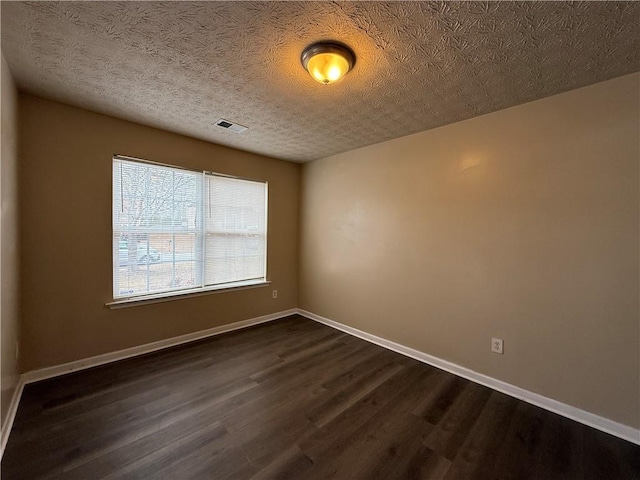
[2,1,639,162]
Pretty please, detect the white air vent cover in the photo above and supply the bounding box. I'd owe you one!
[215,119,248,133]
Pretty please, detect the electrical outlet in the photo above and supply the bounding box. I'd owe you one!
[272,289,278,299]
[491,338,504,355]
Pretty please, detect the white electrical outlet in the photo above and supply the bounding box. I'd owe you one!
[272,289,278,299]
[491,338,504,354]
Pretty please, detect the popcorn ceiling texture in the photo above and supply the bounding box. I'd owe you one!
[2,1,638,162]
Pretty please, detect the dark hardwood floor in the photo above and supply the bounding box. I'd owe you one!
[3,315,639,479]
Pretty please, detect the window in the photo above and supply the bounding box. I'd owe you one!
[112,156,267,300]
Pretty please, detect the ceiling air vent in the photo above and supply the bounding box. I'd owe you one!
[215,118,248,134]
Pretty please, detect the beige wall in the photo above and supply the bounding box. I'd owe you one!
[1,55,21,428]
[300,73,640,428]
[19,95,300,371]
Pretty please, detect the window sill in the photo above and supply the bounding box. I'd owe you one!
[106,279,271,309]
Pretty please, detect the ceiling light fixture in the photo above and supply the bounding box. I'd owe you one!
[301,42,355,85]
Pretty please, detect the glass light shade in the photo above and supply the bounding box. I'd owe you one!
[307,52,350,84]
[301,43,355,85]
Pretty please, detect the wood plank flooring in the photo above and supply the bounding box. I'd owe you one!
[3,315,639,479]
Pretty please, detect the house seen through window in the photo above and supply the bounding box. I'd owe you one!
[112,156,267,299]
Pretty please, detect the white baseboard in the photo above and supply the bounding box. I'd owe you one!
[1,308,297,461]
[21,309,297,385]
[1,378,25,460]
[4,306,637,461]
[296,309,640,446]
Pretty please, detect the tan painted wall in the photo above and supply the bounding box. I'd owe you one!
[19,94,300,371]
[1,55,21,427]
[300,73,640,428]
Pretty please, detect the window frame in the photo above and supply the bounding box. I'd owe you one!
[108,154,269,308]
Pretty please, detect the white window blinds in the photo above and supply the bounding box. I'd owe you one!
[113,157,267,299]
[205,175,267,286]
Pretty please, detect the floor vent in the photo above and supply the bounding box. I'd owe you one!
[215,119,248,133]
